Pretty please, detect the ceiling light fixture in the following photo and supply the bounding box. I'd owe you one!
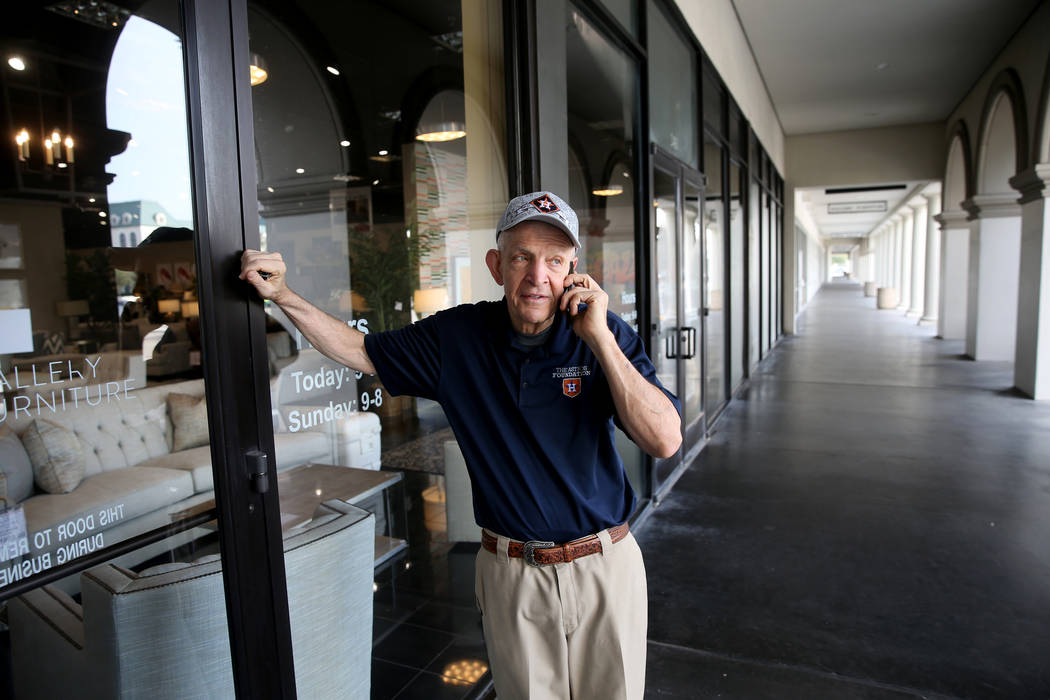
[592,185,624,197]
[339,140,350,147]
[249,52,269,86]
[8,56,26,71]
[295,168,305,174]
[415,121,466,142]
[326,66,340,76]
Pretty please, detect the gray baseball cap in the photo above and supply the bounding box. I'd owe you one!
[496,191,580,250]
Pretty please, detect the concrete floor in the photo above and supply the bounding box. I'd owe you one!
[637,282,1050,699]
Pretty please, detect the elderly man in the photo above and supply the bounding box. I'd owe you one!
[241,191,681,699]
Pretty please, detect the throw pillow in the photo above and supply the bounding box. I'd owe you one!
[0,426,35,502]
[167,392,209,452]
[22,420,85,494]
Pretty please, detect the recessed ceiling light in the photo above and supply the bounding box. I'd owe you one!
[8,56,26,71]
[326,66,340,76]
[340,140,350,147]
[88,197,96,203]
[378,149,388,156]
[875,62,888,71]
[372,179,379,186]
[58,162,68,168]
[295,167,305,174]
[99,211,107,218]
[266,186,274,193]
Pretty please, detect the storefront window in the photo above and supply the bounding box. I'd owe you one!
[247,0,505,692]
[647,0,698,169]
[566,4,646,498]
[0,3,247,696]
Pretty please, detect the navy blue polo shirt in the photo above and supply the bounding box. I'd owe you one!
[363,299,679,543]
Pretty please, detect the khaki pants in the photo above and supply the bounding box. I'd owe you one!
[474,529,647,700]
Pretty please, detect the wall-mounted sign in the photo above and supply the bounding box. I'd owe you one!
[828,201,888,214]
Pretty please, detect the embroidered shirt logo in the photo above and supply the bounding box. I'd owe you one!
[552,366,591,379]
[531,194,559,213]
[562,378,581,398]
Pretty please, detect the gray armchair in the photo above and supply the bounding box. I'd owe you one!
[9,500,374,700]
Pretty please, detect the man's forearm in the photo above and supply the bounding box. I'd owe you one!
[591,331,682,459]
[272,289,375,375]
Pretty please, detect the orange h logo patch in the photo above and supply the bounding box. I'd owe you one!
[562,378,581,398]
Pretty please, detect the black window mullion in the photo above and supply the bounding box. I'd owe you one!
[182,1,296,697]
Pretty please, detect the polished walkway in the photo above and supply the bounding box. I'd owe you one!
[637,282,1050,699]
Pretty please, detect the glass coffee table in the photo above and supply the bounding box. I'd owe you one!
[277,463,407,567]
[173,463,407,568]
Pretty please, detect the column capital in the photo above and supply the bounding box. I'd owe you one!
[922,190,942,208]
[1009,163,1050,204]
[961,193,1022,220]
[934,208,968,227]
[907,197,929,214]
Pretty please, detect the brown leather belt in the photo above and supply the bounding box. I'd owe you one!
[481,523,630,567]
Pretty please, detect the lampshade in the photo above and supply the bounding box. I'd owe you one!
[413,287,448,316]
[56,300,90,317]
[415,122,466,142]
[157,299,181,314]
[592,185,623,197]
[249,52,268,86]
[180,301,199,318]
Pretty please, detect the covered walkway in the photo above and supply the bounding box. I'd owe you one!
[638,282,1050,699]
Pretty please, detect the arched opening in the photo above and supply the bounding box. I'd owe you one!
[967,85,1027,361]
[977,92,1018,195]
[944,135,968,212]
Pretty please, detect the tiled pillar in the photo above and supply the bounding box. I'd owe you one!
[920,191,942,325]
[934,209,970,340]
[897,210,914,311]
[962,194,1022,361]
[1010,164,1050,398]
[907,199,928,317]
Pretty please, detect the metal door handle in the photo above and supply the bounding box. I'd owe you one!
[680,327,697,359]
[664,330,678,359]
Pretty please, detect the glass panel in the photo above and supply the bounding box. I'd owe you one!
[762,191,772,354]
[601,0,639,37]
[247,0,506,691]
[703,138,726,416]
[647,0,698,168]
[702,66,725,137]
[728,162,745,391]
[0,4,239,695]
[748,177,761,369]
[566,5,646,498]
[652,169,679,489]
[682,181,702,434]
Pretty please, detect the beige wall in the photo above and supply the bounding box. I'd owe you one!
[674,0,785,172]
[786,122,946,188]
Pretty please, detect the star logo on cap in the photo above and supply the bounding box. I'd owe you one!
[531,195,559,214]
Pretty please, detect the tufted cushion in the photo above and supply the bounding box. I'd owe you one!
[22,420,85,494]
[0,426,35,503]
[167,392,209,452]
[50,395,170,476]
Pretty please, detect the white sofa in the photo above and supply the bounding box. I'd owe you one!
[3,377,332,577]
[8,499,374,700]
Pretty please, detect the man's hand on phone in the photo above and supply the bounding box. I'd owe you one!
[240,249,289,302]
[560,271,613,349]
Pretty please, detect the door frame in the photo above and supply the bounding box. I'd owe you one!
[649,145,706,501]
[183,1,297,696]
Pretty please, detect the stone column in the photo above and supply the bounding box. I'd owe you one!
[891,217,902,290]
[1010,164,1050,398]
[907,199,927,316]
[962,194,1023,361]
[934,209,970,339]
[920,190,942,325]
[897,210,914,311]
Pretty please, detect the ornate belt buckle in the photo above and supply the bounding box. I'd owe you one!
[522,540,555,567]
